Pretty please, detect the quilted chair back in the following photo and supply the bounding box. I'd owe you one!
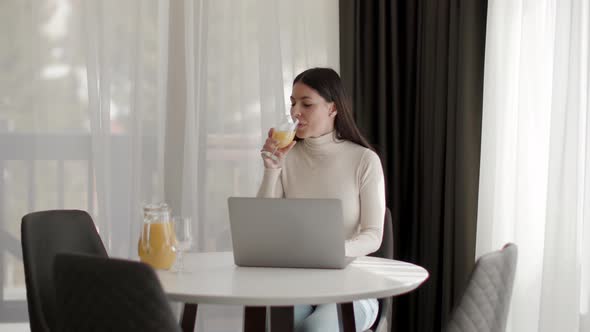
[53,253,181,332]
[445,243,518,332]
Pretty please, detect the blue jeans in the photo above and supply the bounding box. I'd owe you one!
[293,299,378,332]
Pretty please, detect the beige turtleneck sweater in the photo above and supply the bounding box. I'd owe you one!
[257,132,386,257]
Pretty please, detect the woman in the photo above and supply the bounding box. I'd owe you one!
[258,67,386,331]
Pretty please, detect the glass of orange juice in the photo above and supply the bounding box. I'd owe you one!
[138,203,177,270]
[261,115,299,161]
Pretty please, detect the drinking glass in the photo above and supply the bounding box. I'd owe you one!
[261,115,299,161]
[171,216,193,273]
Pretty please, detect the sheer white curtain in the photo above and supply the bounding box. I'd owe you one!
[0,1,166,330]
[478,0,589,331]
[0,0,338,330]
[179,0,339,251]
[82,0,170,258]
[178,0,339,330]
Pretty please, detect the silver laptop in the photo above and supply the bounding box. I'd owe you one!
[227,197,355,269]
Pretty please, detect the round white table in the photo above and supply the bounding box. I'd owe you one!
[157,251,428,331]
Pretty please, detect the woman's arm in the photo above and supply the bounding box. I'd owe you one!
[257,128,295,198]
[345,150,386,257]
[256,168,284,198]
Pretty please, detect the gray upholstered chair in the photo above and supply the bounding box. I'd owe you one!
[366,208,394,332]
[21,210,108,332]
[53,253,181,332]
[445,243,518,332]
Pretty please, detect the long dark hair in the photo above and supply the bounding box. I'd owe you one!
[293,68,372,149]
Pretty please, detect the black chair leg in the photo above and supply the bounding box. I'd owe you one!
[337,302,356,332]
[244,306,266,332]
[270,306,294,331]
[181,303,198,332]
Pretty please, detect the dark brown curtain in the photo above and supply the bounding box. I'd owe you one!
[339,1,487,331]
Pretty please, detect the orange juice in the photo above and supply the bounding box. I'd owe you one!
[138,222,177,270]
[272,130,296,148]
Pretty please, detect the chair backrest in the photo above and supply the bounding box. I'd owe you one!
[367,208,393,332]
[53,253,181,332]
[21,210,108,332]
[445,243,518,332]
[369,208,393,260]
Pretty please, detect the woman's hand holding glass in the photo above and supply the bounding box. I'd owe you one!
[261,117,298,168]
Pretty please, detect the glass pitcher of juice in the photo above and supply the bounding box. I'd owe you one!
[138,203,176,270]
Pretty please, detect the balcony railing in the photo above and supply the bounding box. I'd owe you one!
[0,132,260,322]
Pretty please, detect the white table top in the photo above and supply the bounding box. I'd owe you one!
[157,251,428,306]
